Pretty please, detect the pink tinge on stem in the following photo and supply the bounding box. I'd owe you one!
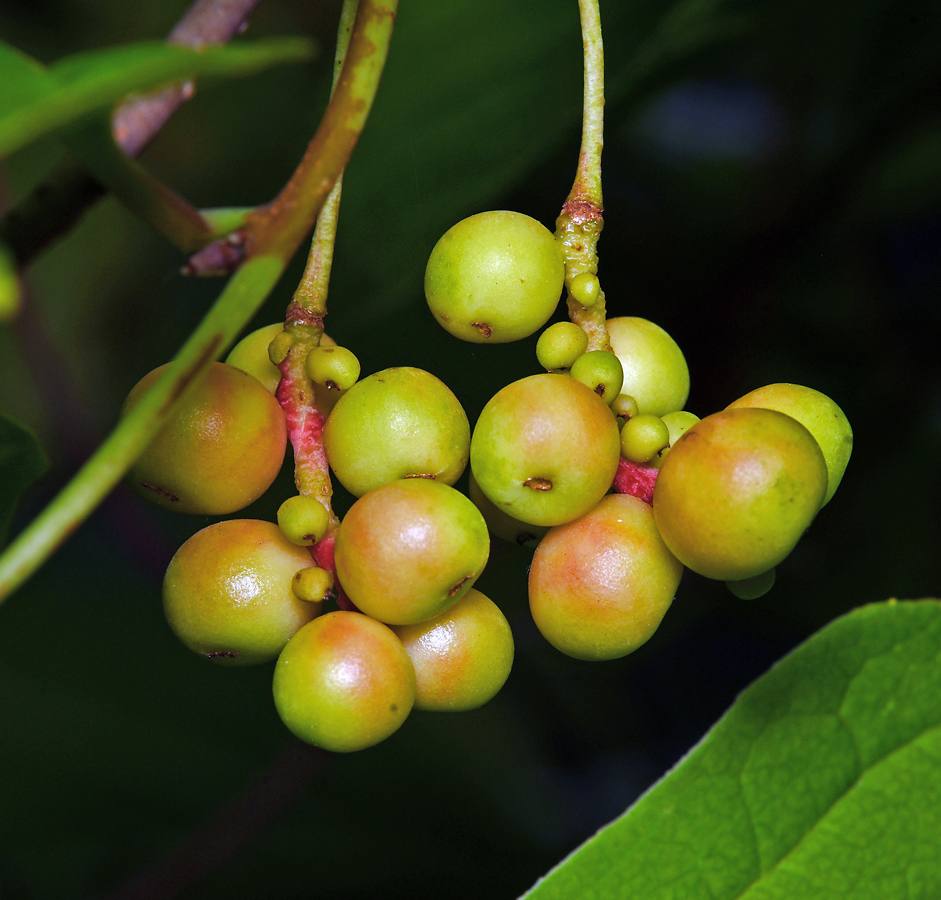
[612,457,659,505]
[309,531,356,611]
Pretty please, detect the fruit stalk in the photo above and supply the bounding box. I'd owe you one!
[556,0,610,352]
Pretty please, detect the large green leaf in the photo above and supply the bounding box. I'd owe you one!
[521,599,941,899]
[0,36,313,160]
[0,414,49,544]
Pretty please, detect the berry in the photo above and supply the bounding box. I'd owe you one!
[646,410,701,468]
[569,350,624,404]
[324,367,470,497]
[226,323,336,394]
[726,383,852,506]
[653,408,827,581]
[536,321,589,371]
[470,373,621,527]
[529,494,683,660]
[620,413,670,464]
[334,478,490,625]
[162,519,319,665]
[468,472,549,547]
[124,361,286,515]
[304,345,361,392]
[292,566,335,606]
[273,611,415,752]
[568,272,601,307]
[277,494,330,546]
[726,568,776,600]
[606,316,689,417]
[424,210,564,343]
[611,393,639,424]
[392,588,514,711]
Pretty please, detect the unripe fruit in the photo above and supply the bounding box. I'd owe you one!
[334,479,490,625]
[726,383,852,506]
[124,362,286,515]
[653,408,828,581]
[620,413,670,463]
[647,410,701,468]
[569,272,601,306]
[607,317,689,417]
[324,367,470,497]
[529,494,683,660]
[226,323,336,394]
[277,494,330,546]
[569,350,624,404]
[424,210,564,343]
[470,373,621,527]
[273,611,415,752]
[292,566,334,606]
[392,589,514,711]
[305,345,361,392]
[536,321,589,371]
[163,519,318,665]
[726,568,776,600]
[468,472,548,547]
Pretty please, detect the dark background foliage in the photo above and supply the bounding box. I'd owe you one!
[0,0,939,897]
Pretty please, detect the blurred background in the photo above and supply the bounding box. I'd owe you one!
[0,0,939,897]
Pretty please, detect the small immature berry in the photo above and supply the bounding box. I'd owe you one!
[292,566,335,605]
[611,393,639,423]
[277,494,330,546]
[620,414,670,463]
[536,321,589,371]
[569,272,601,307]
[569,350,624,404]
[305,345,361,391]
[726,568,776,600]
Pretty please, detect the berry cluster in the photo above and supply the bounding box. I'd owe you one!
[126,207,851,753]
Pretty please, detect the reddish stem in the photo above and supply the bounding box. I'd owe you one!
[612,457,659,505]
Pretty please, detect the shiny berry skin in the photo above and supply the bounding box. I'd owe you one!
[163,519,318,665]
[273,611,415,752]
[470,373,621,527]
[324,367,470,497]
[424,211,564,343]
[124,362,286,515]
[529,494,683,660]
[653,408,827,581]
[226,323,337,394]
[392,588,514,711]
[334,479,490,625]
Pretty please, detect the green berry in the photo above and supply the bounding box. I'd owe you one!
[163,519,318,665]
[607,316,690,417]
[648,410,701,468]
[292,566,335,605]
[324,367,470,497]
[529,494,683,660]
[123,362,286,515]
[334,479,490,625]
[536,321,589,370]
[392,588,514,712]
[726,383,852,506]
[726,568,776,600]
[620,413,670,463]
[277,495,330,546]
[569,272,600,307]
[569,350,624,404]
[424,210,564,343]
[470,374,621,527]
[611,393,639,424]
[273,611,415,752]
[305,345,361,392]
[653,408,827,581]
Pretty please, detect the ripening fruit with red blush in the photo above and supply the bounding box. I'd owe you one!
[392,589,514,711]
[273,611,415,752]
[529,494,684,660]
[124,361,286,515]
[163,519,319,665]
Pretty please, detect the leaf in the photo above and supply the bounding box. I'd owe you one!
[0,415,49,545]
[0,36,313,160]
[520,599,941,900]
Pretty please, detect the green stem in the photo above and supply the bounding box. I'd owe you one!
[556,0,609,351]
[0,254,283,603]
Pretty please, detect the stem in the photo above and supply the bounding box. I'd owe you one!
[556,0,609,351]
[0,254,283,603]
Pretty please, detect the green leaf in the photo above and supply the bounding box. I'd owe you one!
[0,36,313,160]
[521,599,941,900]
[0,415,49,545]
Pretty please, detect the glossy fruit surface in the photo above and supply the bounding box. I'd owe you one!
[607,316,689,417]
[334,479,490,625]
[569,350,624,404]
[392,588,514,711]
[468,472,549,547]
[653,408,827,581]
[163,519,318,665]
[536,321,588,370]
[726,383,852,505]
[226,323,336,394]
[529,494,683,660]
[273,611,415,752]
[424,210,564,343]
[324,367,470,497]
[124,362,286,515]
[470,373,621,527]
